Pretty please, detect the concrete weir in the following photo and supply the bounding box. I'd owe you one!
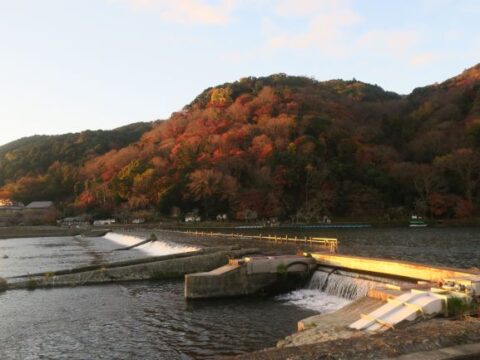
[276,253,480,350]
[185,255,317,299]
[312,253,478,282]
[6,246,260,290]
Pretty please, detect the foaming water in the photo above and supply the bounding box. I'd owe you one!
[276,289,351,313]
[103,232,199,256]
[277,271,381,313]
[308,271,379,300]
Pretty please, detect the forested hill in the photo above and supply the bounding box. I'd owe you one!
[0,122,153,201]
[1,65,480,221]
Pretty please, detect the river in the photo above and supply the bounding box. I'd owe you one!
[0,227,478,359]
[0,233,319,359]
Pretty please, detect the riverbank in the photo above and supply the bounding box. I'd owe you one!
[0,225,81,239]
[227,318,480,360]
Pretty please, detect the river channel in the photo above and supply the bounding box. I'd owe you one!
[0,227,479,359]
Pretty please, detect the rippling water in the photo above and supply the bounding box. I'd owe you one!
[1,227,478,359]
[186,226,480,269]
[0,281,318,359]
[0,234,320,359]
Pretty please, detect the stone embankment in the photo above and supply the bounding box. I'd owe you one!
[7,246,259,290]
[228,318,480,360]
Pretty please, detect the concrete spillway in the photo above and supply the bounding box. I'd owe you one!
[308,271,381,300]
[350,290,448,332]
[104,232,199,256]
[311,253,477,282]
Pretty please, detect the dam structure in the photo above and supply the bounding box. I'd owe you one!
[185,248,480,349]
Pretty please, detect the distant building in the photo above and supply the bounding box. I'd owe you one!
[59,216,90,227]
[93,219,116,226]
[24,201,57,224]
[185,213,201,223]
[25,201,55,210]
[0,201,25,226]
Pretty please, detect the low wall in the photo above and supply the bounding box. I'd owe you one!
[8,248,260,290]
[185,265,280,299]
[185,255,317,299]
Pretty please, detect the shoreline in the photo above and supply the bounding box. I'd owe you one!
[0,225,82,240]
[2,218,479,241]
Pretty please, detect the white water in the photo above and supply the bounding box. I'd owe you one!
[277,271,381,313]
[276,289,351,313]
[308,271,379,300]
[103,232,199,256]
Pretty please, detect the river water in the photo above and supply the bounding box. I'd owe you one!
[176,226,480,269]
[0,227,479,359]
[0,233,320,359]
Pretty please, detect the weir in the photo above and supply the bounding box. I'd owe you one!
[278,255,480,346]
[2,233,261,290]
[311,253,477,282]
[307,270,388,300]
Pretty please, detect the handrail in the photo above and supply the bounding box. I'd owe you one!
[162,229,338,253]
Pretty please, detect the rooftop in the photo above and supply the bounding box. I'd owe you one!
[26,201,54,209]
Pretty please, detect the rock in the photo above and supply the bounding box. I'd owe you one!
[2,254,8,259]
[0,277,7,292]
[149,233,157,242]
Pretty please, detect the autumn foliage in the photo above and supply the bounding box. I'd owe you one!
[2,66,480,220]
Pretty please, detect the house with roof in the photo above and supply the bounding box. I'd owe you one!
[23,201,57,224]
[0,201,25,226]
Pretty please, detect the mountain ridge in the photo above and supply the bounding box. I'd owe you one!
[1,64,480,221]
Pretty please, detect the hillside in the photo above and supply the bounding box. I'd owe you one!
[1,66,480,221]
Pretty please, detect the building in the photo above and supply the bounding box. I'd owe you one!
[93,219,116,226]
[185,213,201,223]
[24,201,57,224]
[0,202,25,226]
[59,216,90,227]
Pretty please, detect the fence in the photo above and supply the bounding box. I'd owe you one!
[169,230,338,253]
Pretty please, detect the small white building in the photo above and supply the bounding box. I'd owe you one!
[185,213,201,223]
[93,219,116,226]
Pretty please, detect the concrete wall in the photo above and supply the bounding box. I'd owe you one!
[8,248,259,290]
[185,255,316,299]
[185,265,280,299]
[312,253,475,282]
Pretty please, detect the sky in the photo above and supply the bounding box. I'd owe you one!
[1,0,480,146]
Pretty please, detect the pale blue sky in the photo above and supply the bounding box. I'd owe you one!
[1,0,479,146]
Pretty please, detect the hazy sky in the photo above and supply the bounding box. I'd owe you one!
[1,0,479,146]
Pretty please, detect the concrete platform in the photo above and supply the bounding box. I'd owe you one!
[278,296,384,347]
[185,255,317,299]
